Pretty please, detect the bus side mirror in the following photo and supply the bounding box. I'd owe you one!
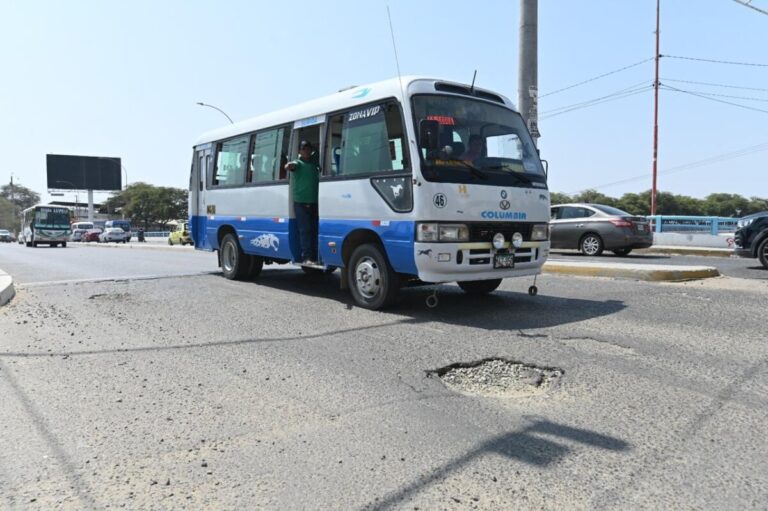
[418,120,439,150]
[541,159,549,178]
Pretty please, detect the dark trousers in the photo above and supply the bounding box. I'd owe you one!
[294,202,318,261]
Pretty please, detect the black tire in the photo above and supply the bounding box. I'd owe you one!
[168,238,173,245]
[61,242,67,248]
[758,237,768,269]
[247,255,264,279]
[612,248,632,257]
[220,233,249,280]
[458,278,503,294]
[580,233,604,256]
[347,244,400,310]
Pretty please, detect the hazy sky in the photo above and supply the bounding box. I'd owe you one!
[2,0,766,205]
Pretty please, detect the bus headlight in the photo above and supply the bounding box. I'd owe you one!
[416,223,469,242]
[417,223,439,242]
[439,224,469,242]
[531,223,549,241]
[512,232,524,248]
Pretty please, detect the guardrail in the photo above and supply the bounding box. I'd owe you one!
[646,216,739,235]
[143,231,171,238]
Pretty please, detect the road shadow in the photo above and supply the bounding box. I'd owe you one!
[250,268,626,331]
[366,417,630,510]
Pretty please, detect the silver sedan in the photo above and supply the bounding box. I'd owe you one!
[550,203,653,256]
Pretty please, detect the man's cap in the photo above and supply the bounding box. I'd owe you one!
[300,140,313,149]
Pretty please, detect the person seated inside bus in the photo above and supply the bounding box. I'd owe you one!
[461,134,484,162]
[284,140,320,264]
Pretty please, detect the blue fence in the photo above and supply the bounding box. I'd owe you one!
[144,231,171,238]
[646,216,739,235]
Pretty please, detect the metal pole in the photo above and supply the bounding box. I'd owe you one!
[651,0,660,215]
[518,0,539,144]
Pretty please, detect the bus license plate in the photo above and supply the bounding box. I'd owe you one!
[494,252,515,269]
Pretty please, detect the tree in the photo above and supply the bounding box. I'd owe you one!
[1,183,40,211]
[101,182,188,229]
[549,192,572,205]
[570,189,617,206]
[0,196,17,232]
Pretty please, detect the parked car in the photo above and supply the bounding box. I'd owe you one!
[83,229,102,242]
[105,220,132,242]
[168,222,192,246]
[0,229,13,242]
[734,211,768,269]
[550,203,653,256]
[99,227,127,243]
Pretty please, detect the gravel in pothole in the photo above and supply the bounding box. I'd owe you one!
[432,358,563,398]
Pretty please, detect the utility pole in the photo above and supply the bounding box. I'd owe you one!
[519,0,540,144]
[651,0,661,215]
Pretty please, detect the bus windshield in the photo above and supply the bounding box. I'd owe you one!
[34,207,71,229]
[413,94,546,186]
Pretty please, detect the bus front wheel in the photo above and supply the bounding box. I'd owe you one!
[220,233,249,280]
[348,244,400,310]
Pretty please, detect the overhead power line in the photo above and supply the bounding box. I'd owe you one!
[661,78,768,92]
[663,87,768,102]
[661,55,768,67]
[567,141,768,194]
[661,84,768,114]
[539,58,654,98]
[732,0,768,15]
[540,83,652,120]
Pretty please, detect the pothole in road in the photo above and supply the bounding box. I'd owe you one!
[429,358,563,398]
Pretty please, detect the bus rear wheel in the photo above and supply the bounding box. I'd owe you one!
[220,233,249,280]
[348,244,400,310]
[458,278,502,294]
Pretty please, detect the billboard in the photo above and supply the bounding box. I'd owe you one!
[46,154,122,191]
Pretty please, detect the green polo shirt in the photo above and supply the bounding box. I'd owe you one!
[291,157,320,203]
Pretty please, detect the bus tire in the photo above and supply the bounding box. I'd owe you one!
[348,243,400,310]
[62,242,67,248]
[458,278,502,294]
[220,233,249,280]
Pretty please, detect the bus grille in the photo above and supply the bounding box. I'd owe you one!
[468,222,533,242]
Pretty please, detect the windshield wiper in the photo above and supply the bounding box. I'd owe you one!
[482,165,534,184]
[454,159,488,180]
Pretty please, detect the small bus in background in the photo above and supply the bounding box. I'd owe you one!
[21,205,73,247]
[105,220,132,241]
[190,76,550,309]
[71,221,94,242]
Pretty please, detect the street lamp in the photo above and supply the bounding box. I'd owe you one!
[196,102,234,124]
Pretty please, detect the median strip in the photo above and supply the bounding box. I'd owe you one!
[0,269,15,306]
[543,260,720,281]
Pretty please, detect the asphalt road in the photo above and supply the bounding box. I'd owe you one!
[1,243,767,509]
[549,249,768,280]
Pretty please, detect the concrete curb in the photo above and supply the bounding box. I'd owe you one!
[78,242,194,254]
[543,261,720,282]
[637,246,734,258]
[0,268,15,306]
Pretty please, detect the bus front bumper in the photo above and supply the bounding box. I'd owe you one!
[413,241,549,283]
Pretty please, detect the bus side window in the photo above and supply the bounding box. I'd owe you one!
[337,101,405,176]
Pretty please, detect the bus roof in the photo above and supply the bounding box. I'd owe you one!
[22,204,73,214]
[194,76,516,146]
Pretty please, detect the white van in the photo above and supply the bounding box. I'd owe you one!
[71,221,94,242]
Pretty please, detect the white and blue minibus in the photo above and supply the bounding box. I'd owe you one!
[190,77,550,309]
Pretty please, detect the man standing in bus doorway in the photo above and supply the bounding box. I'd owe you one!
[285,140,320,264]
